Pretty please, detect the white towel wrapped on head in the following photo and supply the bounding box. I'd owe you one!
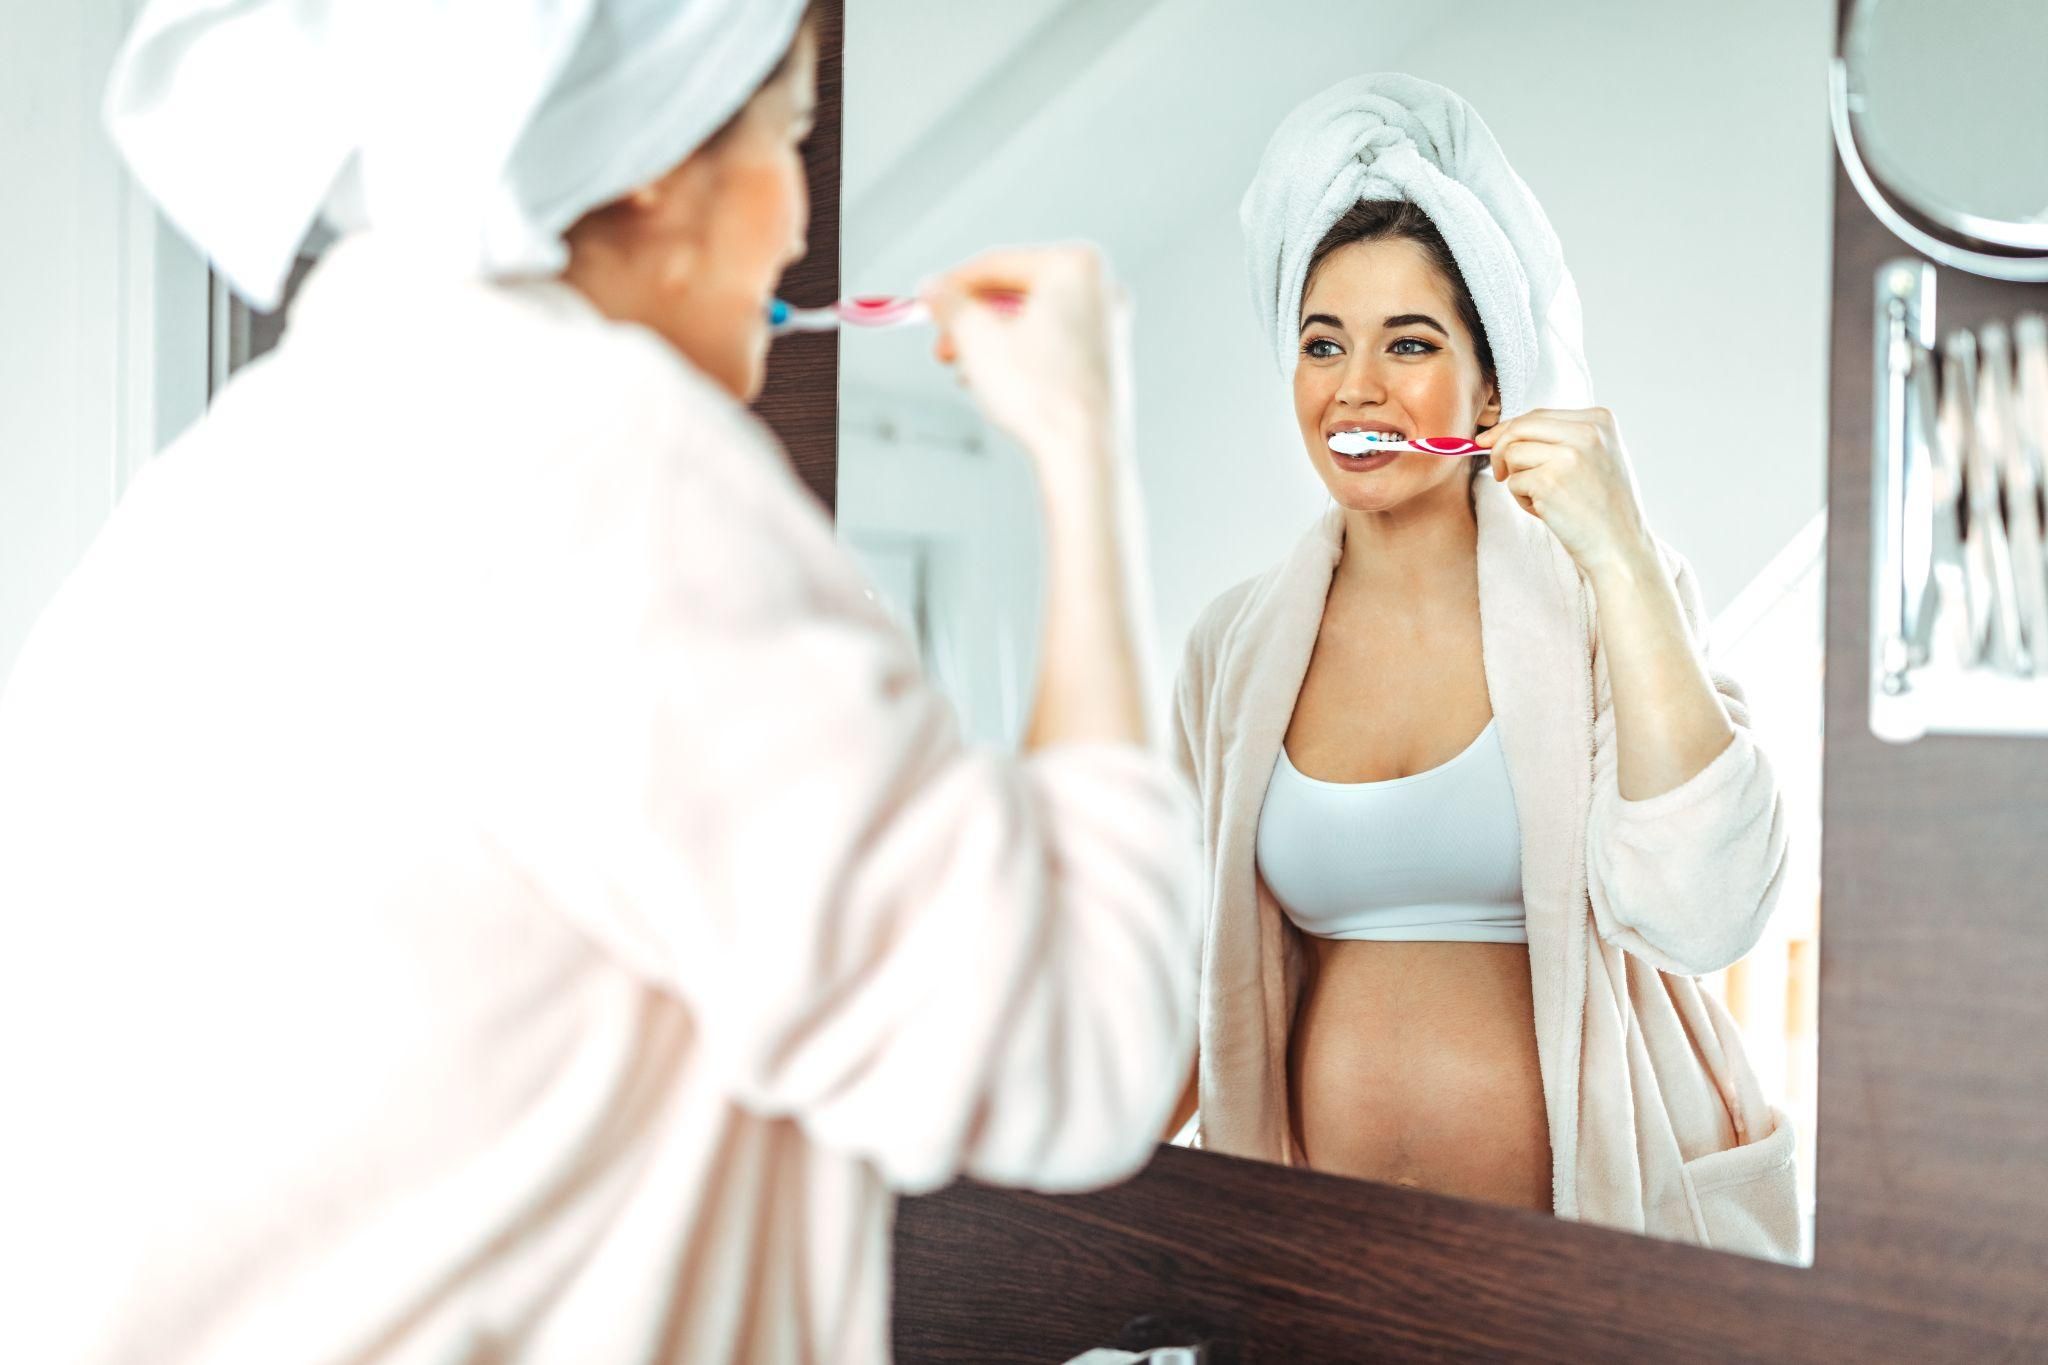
[105,0,811,310]
[1239,72,1594,415]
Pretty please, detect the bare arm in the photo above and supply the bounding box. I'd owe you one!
[1022,441,1155,752]
[925,246,1160,755]
[1588,545,1737,800]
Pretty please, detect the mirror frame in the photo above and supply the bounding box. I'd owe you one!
[1831,0,2048,280]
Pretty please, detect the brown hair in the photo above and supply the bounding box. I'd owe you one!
[1305,199,1496,479]
[706,0,826,147]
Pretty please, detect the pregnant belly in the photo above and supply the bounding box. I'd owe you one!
[1288,939,1553,1213]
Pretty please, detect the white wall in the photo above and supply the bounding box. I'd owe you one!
[836,387,1045,744]
[0,0,209,688]
[840,0,1836,741]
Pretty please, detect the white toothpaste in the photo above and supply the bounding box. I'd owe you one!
[1328,431,1408,456]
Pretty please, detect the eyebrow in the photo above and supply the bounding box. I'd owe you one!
[1383,313,1449,336]
[1298,311,1450,337]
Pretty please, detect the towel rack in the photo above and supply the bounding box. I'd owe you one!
[1869,259,2048,742]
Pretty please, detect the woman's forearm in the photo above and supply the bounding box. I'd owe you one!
[1587,548,1736,801]
[1021,428,1155,753]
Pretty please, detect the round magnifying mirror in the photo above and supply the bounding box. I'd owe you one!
[1835,0,2048,276]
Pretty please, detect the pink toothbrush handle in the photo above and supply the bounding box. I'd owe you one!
[1408,436,1486,456]
[838,289,1025,325]
[837,296,929,326]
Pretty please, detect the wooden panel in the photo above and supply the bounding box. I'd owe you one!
[1812,180,2048,1335]
[749,0,842,510]
[880,27,2048,1365]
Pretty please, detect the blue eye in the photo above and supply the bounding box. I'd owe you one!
[1391,337,1438,356]
[1301,337,1341,359]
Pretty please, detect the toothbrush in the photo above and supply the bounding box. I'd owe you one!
[768,290,1025,336]
[1327,430,1489,458]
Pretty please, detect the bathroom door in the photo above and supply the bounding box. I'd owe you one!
[808,8,2047,1365]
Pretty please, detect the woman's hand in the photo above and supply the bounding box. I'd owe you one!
[1475,407,1658,580]
[920,245,1132,487]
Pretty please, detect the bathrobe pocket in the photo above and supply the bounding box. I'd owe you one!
[1678,1103,1803,1264]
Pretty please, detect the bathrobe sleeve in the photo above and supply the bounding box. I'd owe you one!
[1171,639,1206,800]
[547,377,1203,1197]
[1169,580,1252,805]
[1583,545,1790,976]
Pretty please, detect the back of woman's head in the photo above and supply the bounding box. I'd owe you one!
[104,0,818,311]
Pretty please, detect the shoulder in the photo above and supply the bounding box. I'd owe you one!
[455,281,823,592]
[521,286,784,472]
[496,285,816,546]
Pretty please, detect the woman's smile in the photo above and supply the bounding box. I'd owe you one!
[1326,420,1409,472]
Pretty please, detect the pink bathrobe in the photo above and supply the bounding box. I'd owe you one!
[1173,476,1803,1263]
[0,235,1201,1364]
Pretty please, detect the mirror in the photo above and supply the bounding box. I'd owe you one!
[1835,0,2048,275]
[838,0,1829,1265]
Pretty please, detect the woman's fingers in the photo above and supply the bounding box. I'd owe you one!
[1475,409,1599,450]
[925,245,1095,370]
[918,243,1124,463]
[921,243,1101,324]
[1504,466,1554,516]
[1488,438,1575,480]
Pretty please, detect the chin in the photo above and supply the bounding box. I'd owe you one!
[739,351,770,403]
[1330,487,1413,514]
[696,342,765,404]
[1318,454,1472,513]
[673,310,770,402]
[737,328,773,403]
[1318,466,1418,511]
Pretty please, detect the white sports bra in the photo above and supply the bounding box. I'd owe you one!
[1256,718,1527,944]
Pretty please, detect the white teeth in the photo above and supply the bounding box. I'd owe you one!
[1328,431,1406,456]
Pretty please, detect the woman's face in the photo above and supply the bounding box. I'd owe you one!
[1293,237,1500,514]
[565,25,818,401]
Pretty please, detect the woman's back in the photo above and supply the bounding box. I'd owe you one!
[0,238,1201,1363]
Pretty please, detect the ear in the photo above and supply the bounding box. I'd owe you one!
[627,150,722,236]
[1476,379,1502,431]
[622,154,721,291]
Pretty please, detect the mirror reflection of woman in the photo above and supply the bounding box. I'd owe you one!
[1167,75,1803,1261]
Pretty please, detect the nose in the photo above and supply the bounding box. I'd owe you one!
[1332,350,1387,409]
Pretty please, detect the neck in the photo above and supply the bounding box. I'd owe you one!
[560,242,652,332]
[1333,468,1480,598]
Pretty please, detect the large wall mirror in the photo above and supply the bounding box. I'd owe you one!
[838,0,1833,1265]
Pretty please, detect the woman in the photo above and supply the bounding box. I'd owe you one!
[0,3,1199,1362]
[1167,74,1801,1261]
